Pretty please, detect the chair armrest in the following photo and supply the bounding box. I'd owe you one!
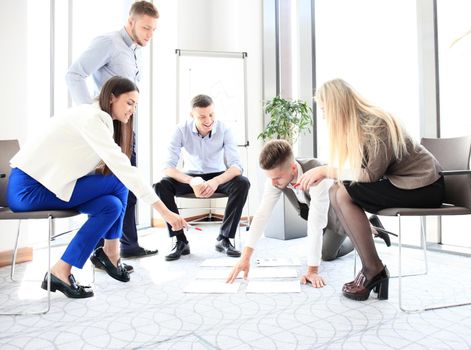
[440,170,471,176]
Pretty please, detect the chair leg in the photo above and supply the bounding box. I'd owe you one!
[398,214,428,312]
[399,215,428,313]
[420,217,429,277]
[0,217,52,316]
[398,214,407,311]
[10,220,22,281]
[414,216,471,312]
[395,216,427,279]
[44,215,52,314]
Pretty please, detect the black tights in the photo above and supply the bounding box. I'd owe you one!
[329,183,384,280]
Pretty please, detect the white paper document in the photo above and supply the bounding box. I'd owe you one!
[255,257,301,267]
[200,258,239,267]
[183,280,241,294]
[246,280,301,293]
[195,267,298,280]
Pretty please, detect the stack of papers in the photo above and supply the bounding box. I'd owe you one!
[195,267,298,280]
[185,257,302,294]
[255,257,301,266]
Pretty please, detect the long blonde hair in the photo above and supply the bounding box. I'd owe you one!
[315,79,407,181]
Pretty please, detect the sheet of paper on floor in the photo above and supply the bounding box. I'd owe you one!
[255,257,301,266]
[183,280,241,293]
[246,280,301,293]
[195,267,298,279]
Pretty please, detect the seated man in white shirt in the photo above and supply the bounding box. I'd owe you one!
[154,94,250,261]
[227,140,386,287]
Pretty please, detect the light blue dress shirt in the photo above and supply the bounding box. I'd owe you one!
[163,119,243,175]
[66,28,141,104]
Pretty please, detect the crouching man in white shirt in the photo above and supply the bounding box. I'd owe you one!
[226,140,354,287]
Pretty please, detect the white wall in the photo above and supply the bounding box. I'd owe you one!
[0,0,265,251]
[152,0,264,220]
[0,0,29,251]
[0,1,28,142]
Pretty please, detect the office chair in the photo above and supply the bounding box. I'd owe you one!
[0,140,80,315]
[375,135,471,312]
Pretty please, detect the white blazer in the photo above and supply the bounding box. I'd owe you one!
[10,102,159,205]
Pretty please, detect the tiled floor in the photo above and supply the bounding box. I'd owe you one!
[1,225,471,349]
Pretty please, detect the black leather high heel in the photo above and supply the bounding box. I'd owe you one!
[41,273,94,298]
[369,215,396,247]
[342,265,389,301]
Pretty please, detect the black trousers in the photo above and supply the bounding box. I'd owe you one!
[119,145,139,252]
[154,172,250,239]
[298,202,354,261]
[96,136,139,253]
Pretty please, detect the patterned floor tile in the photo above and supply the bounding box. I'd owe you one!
[1,226,471,349]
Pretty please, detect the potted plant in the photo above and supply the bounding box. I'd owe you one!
[258,96,313,144]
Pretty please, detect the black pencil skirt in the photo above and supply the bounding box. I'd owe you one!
[343,176,445,214]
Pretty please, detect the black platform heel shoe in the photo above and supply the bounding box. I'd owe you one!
[41,273,94,298]
[90,247,130,282]
[369,215,395,247]
[342,265,389,301]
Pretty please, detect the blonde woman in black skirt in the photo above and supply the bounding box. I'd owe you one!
[296,78,444,301]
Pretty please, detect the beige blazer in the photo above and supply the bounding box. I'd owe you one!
[357,130,442,189]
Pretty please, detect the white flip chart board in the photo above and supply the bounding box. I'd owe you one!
[176,49,248,146]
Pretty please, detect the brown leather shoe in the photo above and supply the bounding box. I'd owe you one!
[342,265,389,301]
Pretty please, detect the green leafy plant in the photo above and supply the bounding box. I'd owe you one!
[258,96,313,144]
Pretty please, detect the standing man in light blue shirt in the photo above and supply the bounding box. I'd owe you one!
[66,1,159,262]
[154,94,250,261]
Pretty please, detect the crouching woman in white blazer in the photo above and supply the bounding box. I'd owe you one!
[7,76,187,298]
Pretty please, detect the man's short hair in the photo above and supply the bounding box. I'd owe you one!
[191,94,213,109]
[130,1,159,18]
[259,140,294,170]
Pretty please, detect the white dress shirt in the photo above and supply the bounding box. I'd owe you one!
[245,162,333,267]
[10,103,159,205]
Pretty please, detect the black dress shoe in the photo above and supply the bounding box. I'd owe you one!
[93,260,134,273]
[90,247,130,282]
[215,238,241,257]
[165,241,190,261]
[369,215,392,247]
[41,273,94,298]
[342,265,389,301]
[121,247,158,259]
[122,263,134,273]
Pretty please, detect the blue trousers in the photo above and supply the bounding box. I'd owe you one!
[96,135,138,253]
[7,168,128,269]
